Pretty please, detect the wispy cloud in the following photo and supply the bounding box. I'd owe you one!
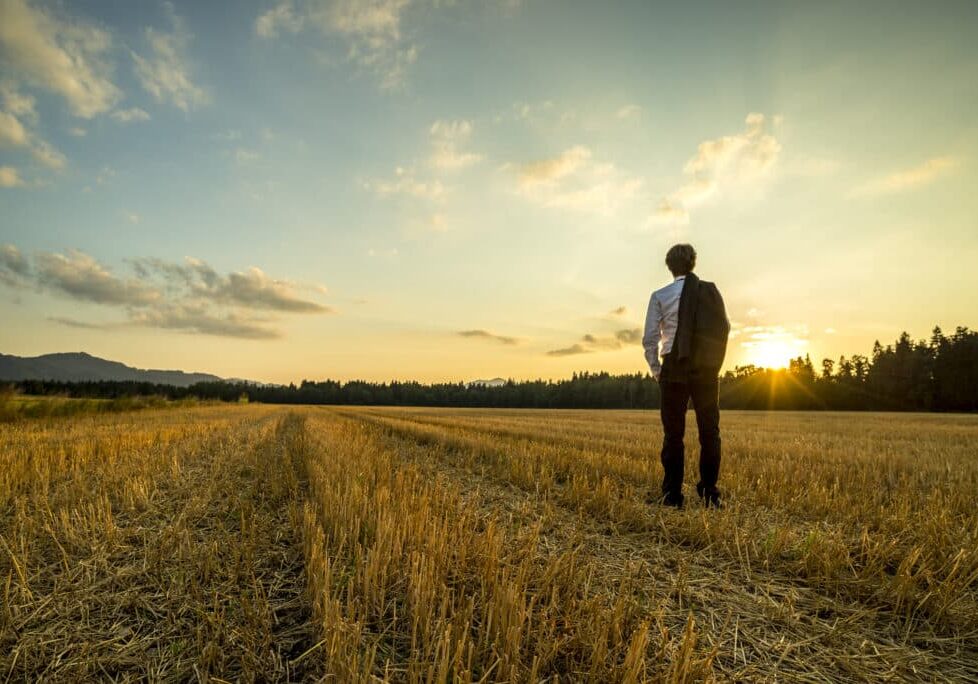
[547,328,641,356]
[0,83,66,173]
[132,3,208,112]
[0,0,120,118]
[256,0,417,89]
[429,119,482,171]
[516,145,643,216]
[364,166,445,199]
[111,107,151,123]
[128,304,281,340]
[615,104,641,120]
[0,243,30,285]
[457,329,520,345]
[652,112,781,225]
[853,156,958,197]
[0,246,332,338]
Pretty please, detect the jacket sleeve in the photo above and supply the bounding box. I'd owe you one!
[642,292,662,377]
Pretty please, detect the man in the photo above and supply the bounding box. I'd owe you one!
[642,244,730,509]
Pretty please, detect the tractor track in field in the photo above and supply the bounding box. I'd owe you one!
[330,407,978,682]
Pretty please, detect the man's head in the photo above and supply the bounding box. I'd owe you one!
[665,243,696,277]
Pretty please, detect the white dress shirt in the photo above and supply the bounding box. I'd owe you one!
[642,275,686,379]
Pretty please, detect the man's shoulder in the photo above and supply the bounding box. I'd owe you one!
[652,280,678,298]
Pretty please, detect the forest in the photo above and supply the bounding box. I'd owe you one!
[6,326,977,412]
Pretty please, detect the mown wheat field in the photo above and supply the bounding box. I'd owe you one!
[1,405,976,682]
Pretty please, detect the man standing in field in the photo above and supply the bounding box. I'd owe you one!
[643,244,730,509]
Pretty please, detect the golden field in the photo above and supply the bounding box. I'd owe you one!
[1,405,976,682]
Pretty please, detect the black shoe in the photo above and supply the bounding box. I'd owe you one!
[661,492,684,509]
[696,483,722,509]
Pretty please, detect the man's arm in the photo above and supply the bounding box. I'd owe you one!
[642,291,663,380]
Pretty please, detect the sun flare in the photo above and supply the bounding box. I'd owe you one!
[747,340,798,369]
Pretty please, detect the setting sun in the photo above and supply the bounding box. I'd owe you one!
[746,340,800,369]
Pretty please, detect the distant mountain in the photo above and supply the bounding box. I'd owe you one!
[0,352,224,387]
[467,377,508,388]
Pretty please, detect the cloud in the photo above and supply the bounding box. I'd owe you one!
[34,249,161,306]
[457,329,519,345]
[546,343,589,357]
[0,109,28,146]
[129,304,280,340]
[133,257,331,314]
[48,316,108,330]
[0,165,25,187]
[0,0,120,118]
[30,138,65,169]
[256,0,416,89]
[516,145,643,216]
[0,87,66,172]
[616,104,641,120]
[853,156,958,197]
[547,327,641,356]
[0,247,331,339]
[364,166,445,199]
[255,1,305,37]
[132,4,208,112]
[429,119,482,170]
[0,81,36,121]
[111,107,150,123]
[0,243,30,285]
[609,305,628,317]
[652,112,781,225]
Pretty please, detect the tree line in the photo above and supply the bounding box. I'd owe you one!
[6,326,977,412]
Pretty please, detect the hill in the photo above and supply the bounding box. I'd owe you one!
[0,352,223,387]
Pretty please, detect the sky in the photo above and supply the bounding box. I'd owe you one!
[1,0,976,384]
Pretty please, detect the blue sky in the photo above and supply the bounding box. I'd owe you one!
[1,0,976,382]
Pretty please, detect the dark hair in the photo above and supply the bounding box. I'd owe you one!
[665,244,696,276]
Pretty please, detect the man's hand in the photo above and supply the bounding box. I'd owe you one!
[651,368,661,382]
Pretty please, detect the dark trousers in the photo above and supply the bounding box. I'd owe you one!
[659,354,721,499]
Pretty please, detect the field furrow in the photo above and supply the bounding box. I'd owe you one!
[3,404,976,682]
[336,409,977,682]
[1,407,321,681]
[338,408,978,640]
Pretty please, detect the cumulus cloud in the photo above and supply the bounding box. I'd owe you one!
[255,0,416,89]
[547,328,641,356]
[853,156,958,197]
[0,0,121,118]
[133,257,331,314]
[458,329,520,345]
[652,112,781,225]
[0,165,24,187]
[0,247,332,338]
[34,249,161,306]
[429,119,482,171]
[516,145,643,216]
[132,4,208,112]
[111,107,151,123]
